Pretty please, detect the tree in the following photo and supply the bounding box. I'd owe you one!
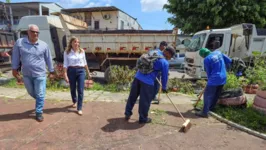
[163,0,266,34]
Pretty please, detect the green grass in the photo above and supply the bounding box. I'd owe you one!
[149,108,167,125]
[1,79,120,92]
[2,78,24,88]
[197,100,266,134]
[85,83,118,92]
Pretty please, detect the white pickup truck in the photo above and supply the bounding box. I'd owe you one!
[184,23,266,79]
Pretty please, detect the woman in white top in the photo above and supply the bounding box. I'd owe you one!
[63,36,91,115]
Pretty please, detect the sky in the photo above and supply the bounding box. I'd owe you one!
[5,0,174,30]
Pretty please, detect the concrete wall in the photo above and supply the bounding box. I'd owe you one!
[69,11,118,30]
[68,10,142,30]
[90,11,118,30]
[118,11,141,30]
[41,3,62,14]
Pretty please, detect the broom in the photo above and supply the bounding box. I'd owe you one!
[193,86,206,111]
[156,78,192,132]
[152,78,161,105]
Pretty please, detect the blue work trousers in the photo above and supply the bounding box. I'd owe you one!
[125,78,154,122]
[203,85,224,115]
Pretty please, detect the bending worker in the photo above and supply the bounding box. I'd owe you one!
[195,48,232,118]
[124,46,176,123]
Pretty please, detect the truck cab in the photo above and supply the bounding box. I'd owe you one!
[184,23,266,79]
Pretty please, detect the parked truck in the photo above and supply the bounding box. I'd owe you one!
[184,23,266,79]
[15,15,190,81]
[0,30,16,72]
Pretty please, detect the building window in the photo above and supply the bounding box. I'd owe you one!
[121,20,124,30]
[85,12,92,26]
[13,16,19,25]
[94,21,99,30]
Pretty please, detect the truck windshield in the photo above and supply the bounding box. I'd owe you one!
[187,33,206,52]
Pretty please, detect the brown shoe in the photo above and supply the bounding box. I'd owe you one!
[72,103,77,108]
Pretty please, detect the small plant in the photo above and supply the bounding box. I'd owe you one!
[179,80,194,94]
[259,80,266,91]
[223,72,241,90]
[168,78,194,94]
[168,77,181,89]
[196,79,206,88]
[245,56,266,85]
[109,65,136,91]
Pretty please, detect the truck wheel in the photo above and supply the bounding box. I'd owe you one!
[104,66,111,83]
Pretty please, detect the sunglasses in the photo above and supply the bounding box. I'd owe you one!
[30,30,39,34]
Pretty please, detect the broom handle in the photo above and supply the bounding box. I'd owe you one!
[158,78,162,100]
[156,78,186,122]
[194,86,206,107]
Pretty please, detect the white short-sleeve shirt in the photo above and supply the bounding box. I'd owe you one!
[63,49,87,68]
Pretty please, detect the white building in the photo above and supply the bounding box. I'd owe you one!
[61,6,142,30]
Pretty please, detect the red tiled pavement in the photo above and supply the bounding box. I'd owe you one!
[0,98,266,150]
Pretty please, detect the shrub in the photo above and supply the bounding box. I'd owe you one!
[223,73,241,90]
[196,79,207,88]
[109,65,136,90]
[245,56,266,85]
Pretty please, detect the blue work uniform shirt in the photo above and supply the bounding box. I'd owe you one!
[11,37,54,77]
[135,51,169,90]
[204,50,232,86]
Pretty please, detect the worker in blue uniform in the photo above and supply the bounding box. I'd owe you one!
[124,46,176,123]
[195,48,232,118]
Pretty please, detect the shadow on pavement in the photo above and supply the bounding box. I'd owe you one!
[101,117,145,132]
[0,105,72,122]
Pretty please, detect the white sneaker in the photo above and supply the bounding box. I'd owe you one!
[77,110,83,115]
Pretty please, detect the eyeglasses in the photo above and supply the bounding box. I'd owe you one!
[30,30,39,34]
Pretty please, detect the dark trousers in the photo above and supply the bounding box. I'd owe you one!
[125,78,154,122]
[67,67,85,111]
[152,79,160,100]
[203,85,224,115]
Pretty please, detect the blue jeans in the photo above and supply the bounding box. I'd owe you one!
[67,67,85,111]
[23,76,46,114]
[125,78,154,122]
[203,85,224,115]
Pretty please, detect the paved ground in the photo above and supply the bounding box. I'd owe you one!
[0,88,265,149]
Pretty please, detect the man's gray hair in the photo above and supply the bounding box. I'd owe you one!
[28,24,38,30]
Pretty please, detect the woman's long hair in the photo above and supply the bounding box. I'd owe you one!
[65,36,83,54]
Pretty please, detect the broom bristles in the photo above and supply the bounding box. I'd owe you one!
[181,119,192,133]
